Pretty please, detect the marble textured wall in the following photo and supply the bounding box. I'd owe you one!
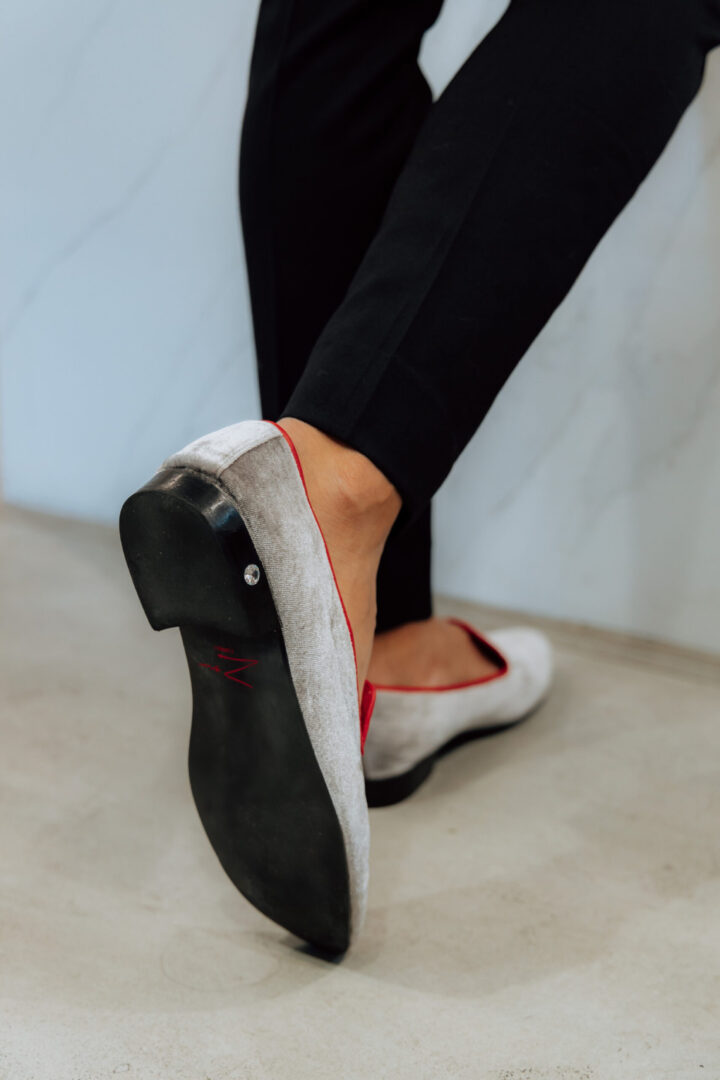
[2,1,719,652]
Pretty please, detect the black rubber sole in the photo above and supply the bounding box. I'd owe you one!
[364,719,529,808]
[119,467,351,953]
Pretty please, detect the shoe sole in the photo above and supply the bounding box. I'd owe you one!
[119,467,351,954]
[364,713,538,808]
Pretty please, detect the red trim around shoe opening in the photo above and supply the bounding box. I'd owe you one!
[370,617,510,694]
[359,679,376,750]
[269,421,374,751]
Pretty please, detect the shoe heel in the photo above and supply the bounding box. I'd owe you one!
[365,754,436,808]
[119,467,276,638]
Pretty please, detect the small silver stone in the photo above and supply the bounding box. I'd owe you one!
[244,563,261,586]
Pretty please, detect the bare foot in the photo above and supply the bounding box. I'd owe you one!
[368,617,502,688]
[277,418,401,701]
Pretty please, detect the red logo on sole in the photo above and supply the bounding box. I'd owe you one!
[197,646,258,688]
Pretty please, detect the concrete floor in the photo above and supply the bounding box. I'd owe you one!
[2,504,720,1080]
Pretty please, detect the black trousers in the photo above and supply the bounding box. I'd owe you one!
[239,0,719,633]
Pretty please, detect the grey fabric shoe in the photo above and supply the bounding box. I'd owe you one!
[364,619,553,806]
[120,420,371,953]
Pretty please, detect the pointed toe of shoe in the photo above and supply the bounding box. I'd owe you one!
[485,626,554,713]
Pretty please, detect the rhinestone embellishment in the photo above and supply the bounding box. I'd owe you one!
[244,564,261,586]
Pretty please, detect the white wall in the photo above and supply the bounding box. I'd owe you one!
[2,1,720,652]
[1,0,261,519]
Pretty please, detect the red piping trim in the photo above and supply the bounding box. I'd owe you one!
[371,617,510,694]
[359,679,376,752]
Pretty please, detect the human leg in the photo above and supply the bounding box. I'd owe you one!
[280,0,719,689]
[239,0,442,634]
[283,0,720,519]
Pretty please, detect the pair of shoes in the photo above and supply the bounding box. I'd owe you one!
[120,421,553,953]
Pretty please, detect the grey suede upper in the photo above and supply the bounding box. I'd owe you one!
[363,626,553,781]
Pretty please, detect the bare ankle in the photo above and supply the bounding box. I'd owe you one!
[278,418,401,543]
[277,417,396,698]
